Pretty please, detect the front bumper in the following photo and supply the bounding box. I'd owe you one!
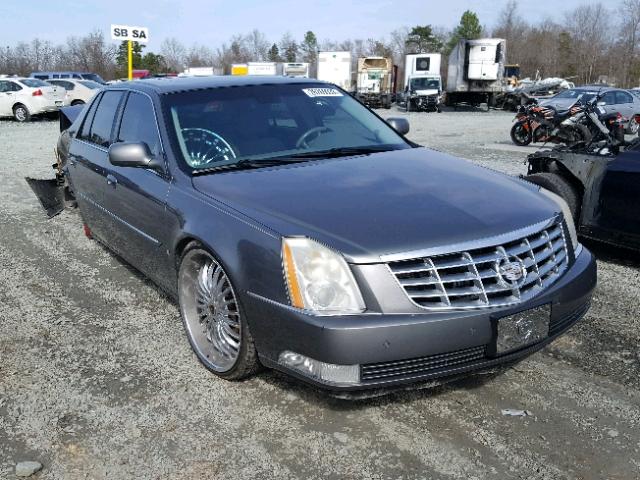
[245,247,596,391]
[411,94,439,110]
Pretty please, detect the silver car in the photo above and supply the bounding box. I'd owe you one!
[541,87,640,134]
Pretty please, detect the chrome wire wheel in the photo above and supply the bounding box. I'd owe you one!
[179,249,242,373]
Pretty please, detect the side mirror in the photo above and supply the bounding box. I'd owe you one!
[386,117,410,135]
[108,142,162,171]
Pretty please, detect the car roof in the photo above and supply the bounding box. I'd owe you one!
[575,85,614,91]
[105,75,325,95]
[31,71,90,74]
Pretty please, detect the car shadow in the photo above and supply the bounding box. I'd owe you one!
[583,238,640,268]
[255,367,506,410]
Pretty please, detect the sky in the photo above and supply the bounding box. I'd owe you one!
[0,0,591,51]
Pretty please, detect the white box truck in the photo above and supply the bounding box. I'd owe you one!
[402,53,443,112]
[181,67,221,77]
[446,38,506,109]
[247,62,278,76]
[317,51,352,91]
[281,62,310,78]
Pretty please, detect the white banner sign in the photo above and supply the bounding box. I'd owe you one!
[110,24,149,43]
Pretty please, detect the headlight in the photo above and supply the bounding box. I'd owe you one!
[539,188,580,252]
[282,237,365,314]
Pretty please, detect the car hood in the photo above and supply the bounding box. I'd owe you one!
[192,148,559,263]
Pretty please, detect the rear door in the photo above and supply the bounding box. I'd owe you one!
[614,90,635,118]
[100,91,175,285]
[594,148,640,246]
[67,90,125,239]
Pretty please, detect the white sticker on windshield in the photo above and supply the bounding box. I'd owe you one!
[302,87,343,97]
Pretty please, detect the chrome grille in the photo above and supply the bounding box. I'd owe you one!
[388,219,569,310]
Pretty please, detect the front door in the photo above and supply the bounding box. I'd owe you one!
[0,81,15,116]
[100,91,175,288]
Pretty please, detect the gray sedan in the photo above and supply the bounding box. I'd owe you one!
[541,86,640,133]
[51,77,596,392]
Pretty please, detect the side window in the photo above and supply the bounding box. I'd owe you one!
[117,92,161,157]
[616,91,633,104]
[0,81,8,93]
[78,93,102,140]
[9,82,22,92]
[89,91,124,147]
[62,81,75,90]
[600,92,616,105]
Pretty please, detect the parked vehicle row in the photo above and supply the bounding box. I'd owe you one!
[510,88,636,149]
[0,75,102,121]
[0,77,66,122]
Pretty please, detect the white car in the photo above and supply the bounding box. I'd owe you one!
[0,77,66,122]
[45,79,102,106]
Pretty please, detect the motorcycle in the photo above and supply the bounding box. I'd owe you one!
[510,101,589,147]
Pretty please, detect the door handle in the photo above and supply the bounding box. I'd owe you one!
[106,174,118,186]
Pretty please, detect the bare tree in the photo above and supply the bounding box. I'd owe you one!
[247,29,269,61]
[161,38,186,72]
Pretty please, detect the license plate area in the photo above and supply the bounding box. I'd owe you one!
[493,304,551,356]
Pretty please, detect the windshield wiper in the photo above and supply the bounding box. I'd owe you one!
[192,146,399,175]
[191,157,311,175]
[265,145,398,160]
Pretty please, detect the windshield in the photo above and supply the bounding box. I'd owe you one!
[554,89,597,102]
[164,83,410,172]
[410,78,440,90]
[81,73,106,84]
[19,78,49,88]
[79,80,102,89]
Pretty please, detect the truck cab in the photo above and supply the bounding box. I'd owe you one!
[404,75,442,112]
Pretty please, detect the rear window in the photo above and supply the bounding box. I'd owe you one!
[19,78,49,88]
[78,80,102,90]
[81,73,107,84]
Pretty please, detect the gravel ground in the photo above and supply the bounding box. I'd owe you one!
[1,110,639,480]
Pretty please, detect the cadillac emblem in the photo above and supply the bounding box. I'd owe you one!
[497,256,526,286]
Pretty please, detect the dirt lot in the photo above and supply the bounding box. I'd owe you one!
[1,110,639,480]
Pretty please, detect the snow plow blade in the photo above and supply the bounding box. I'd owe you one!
[25,177,66,218]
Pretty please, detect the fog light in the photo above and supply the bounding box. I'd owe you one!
[278,351,360,386]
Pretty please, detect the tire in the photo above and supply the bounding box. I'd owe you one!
[573,124,592,144]
[70,100,85,106]
[510,121,532,146]
[525,172,580,220]
[178,242,259,380]
[628,116,639,135]
[13,104,30,122]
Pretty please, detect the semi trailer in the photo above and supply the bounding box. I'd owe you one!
[317,51,352,91]
[446,38,506,109]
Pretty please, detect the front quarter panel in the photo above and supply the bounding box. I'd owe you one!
[167,181,289,307]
